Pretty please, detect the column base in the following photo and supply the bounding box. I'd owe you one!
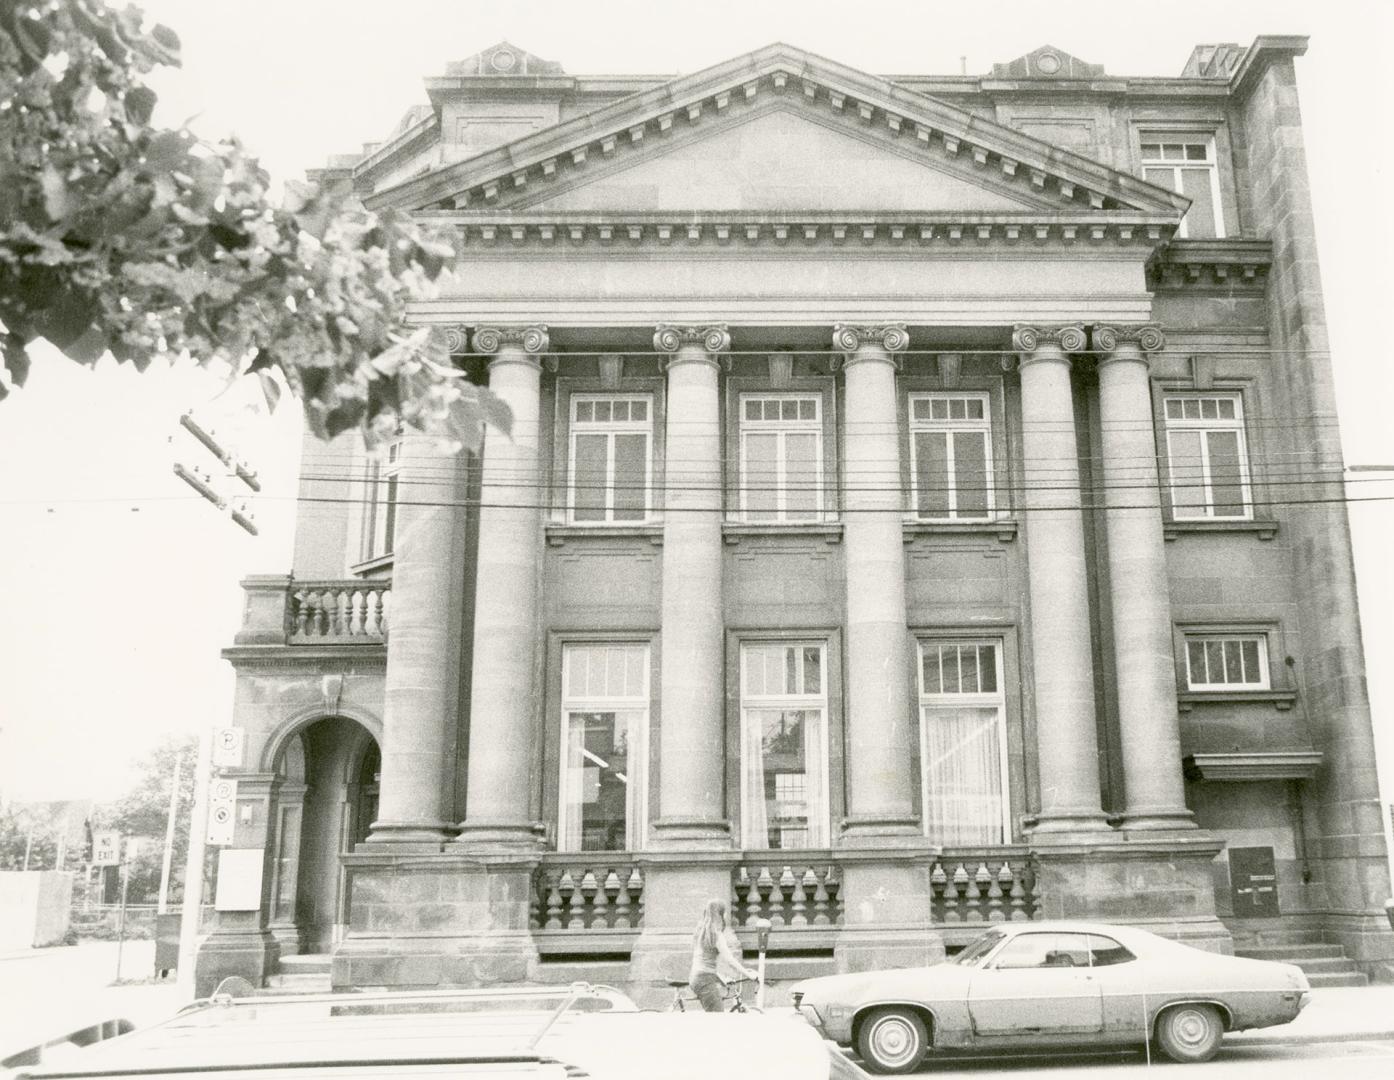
[1117,807,1198,831]
[194,928,279,997]
[1026,810,1114,841]
[332,933,539,990]
[648,818,732,850]
[838,816,925,848]
[451,822,546,852]
[366,819,453,849]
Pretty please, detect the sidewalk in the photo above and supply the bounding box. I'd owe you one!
[1226,986,1394,1045]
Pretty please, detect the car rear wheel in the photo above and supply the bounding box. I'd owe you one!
[1155,1003,1224,1063]
[856,1007,928,1074]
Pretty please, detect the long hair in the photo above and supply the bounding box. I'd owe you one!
[694,898,728,949]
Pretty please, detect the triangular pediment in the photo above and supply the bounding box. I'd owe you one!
[370,43,1188,222]
[509,104,1038,214]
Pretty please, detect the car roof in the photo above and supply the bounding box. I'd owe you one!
[980,921,1162,944]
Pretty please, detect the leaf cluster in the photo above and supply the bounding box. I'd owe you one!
[0,0,506,449]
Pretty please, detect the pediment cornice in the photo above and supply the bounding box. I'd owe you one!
[367,42,1189,220]
[419,208,1177,254]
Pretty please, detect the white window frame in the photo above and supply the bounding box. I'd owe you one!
[917,639,1011,845]
[1140,135,1225,239]
[362,438,402,562]
[1184,633,1271,691]
[1163,392,1254,521]
[567,394,653,525]
[738,393,824,522]
[558,643,651,852]
[907,393,995,521]
[739,641,831,850]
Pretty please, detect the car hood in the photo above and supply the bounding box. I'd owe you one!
[793,962,972,1002]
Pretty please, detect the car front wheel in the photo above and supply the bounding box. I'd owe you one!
[856,1006,928,1074]
[1155,1003,1224,1063]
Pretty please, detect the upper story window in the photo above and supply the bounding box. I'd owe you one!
[569,395,652,524]
[739,641,830,850]
[1163,393,1252,520]
[362,438,402,562]
[1141,136,1224,239]
[909,394,993,520]
[739,394,822,522]
[1185,633,1270,690]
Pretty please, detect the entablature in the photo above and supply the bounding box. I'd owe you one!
[1149,238,1272,292]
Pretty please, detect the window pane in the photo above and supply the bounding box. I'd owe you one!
[799,399,816,421]
[1169,430,1205,517]
[1141,143,1160,157]
[1144,166,1174,191]
[576,400,593,422]
[1163,143,1184,160]
[572,433,608,522]
[953,431,989,518]
[1165,400,1182,419]
[744,432,778,520]
[781,399,798,421]
[931,399,948,420]
[1218,399,1236,420]
[803,647,822,694]
[1184,399,1201,419]
[1205,641,1225,682]
[594,400,612,422]
[1185,143,1209,161]
[1241,640,1261,684]
[1180,167,1218,238]
[1223,640,1242,682]
[942,647,961,694]
[967,399,984,420]
[978,646,997,693]
[632,399,647,421]
[1207,430,1246,517]
[612,433,647,521]
[563,711,631,851]
[1187,640,1207,684]
[1201,399,1218,419]
[912,398,931,421]
[922,705,1004,845]
[923,647,942,694]
[959,646,980,693]
[381,475,398,555]
[743,709,826,849]
[785,432,819,520]
[915,431,950,518]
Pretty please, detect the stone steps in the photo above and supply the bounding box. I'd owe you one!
[1234,943,1369,987]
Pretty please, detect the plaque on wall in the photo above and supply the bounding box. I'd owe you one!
[1228,846,1280,918]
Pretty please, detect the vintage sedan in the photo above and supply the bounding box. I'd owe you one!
[791,921,1310,1073]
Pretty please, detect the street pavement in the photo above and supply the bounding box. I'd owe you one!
[3,942,1393,1075]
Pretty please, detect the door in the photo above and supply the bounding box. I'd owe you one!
[968,932,1103,1036]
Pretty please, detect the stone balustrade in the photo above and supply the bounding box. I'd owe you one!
[732,857,844,928]
[931,848,1038,923]
[287,581,390,644]
[531,857,645,931]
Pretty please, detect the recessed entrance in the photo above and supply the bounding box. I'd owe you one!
[268,716,380,954]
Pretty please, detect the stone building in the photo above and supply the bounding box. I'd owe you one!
[202,37,1394,994]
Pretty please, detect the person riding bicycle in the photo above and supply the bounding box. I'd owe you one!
[688,898,758,1012]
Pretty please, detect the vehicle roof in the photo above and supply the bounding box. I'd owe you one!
[973,921,1174,945]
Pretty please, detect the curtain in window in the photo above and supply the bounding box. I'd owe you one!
[922,705,1004,845]
[742,710,771,847]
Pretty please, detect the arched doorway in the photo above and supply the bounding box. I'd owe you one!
[268,717,380,954]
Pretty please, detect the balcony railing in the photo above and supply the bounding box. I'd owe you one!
[531,856,645,937]
[733,857,843,928]
[288,581,390,644]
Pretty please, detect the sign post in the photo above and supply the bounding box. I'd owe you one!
[114,838,139,982]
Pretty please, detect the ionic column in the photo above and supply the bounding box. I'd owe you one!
[370,404,473,843]
[1013,325,1110,834]
[835,324,919,842]
[1094,325,1195,830]
[456,324,549,849]
[651,325,729,847]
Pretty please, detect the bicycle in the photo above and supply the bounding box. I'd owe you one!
[660,976,762,1013]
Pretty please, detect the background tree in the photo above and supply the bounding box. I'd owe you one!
[0,0,505,450]
[98,732,196,903]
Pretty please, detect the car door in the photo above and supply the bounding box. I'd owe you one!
[967,932,1104,1037]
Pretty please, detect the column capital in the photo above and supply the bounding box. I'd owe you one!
[653,324,730,357]
[1093,323,1166,357]
[471,324,550,355]
[442,324,471,356]
[1012,324,1087,357]
[833,323,909,360]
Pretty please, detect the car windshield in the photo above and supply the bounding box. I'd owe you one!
[953,929,1007,966]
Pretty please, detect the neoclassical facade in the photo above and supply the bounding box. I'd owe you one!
[203,38,1393,994]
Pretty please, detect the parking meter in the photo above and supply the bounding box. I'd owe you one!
[754,918,772,1010]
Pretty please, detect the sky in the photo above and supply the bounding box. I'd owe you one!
[0,1,1391,839]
